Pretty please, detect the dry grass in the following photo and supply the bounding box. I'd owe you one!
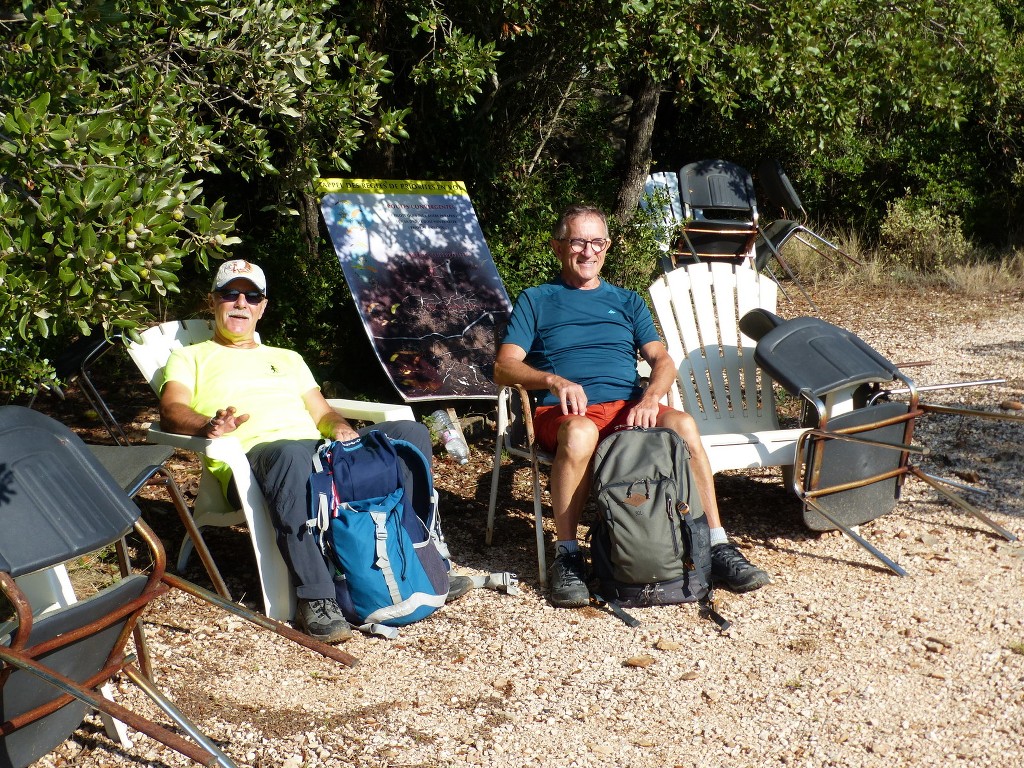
[939,248,1024,296]
[775,230,1024,296]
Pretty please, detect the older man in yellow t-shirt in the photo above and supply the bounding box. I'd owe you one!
[160,259,439,643]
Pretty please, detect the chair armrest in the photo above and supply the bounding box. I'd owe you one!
[145,425,218,453]
[147,423,250,466]
[146,422,262,511]
[327,398,414,423]
[146,424,251,477]
[512,385,537,449]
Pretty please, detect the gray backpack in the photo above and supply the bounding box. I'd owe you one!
[589,427,712,608]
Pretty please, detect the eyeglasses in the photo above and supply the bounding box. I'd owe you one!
[216,289,265,304]
[557,237,610,253]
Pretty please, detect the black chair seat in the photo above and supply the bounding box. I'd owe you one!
[754,316,898,400]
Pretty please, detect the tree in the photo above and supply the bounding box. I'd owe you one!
[601,0,1018,222]
[0,0,409,395]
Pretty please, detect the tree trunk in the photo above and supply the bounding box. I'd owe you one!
[613,72,661,224]
[296,188,321,263]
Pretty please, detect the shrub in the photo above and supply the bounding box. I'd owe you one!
[877,197,971,272]
[606,201,670,296]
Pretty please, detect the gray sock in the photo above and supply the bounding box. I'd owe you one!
[556,540,580,555]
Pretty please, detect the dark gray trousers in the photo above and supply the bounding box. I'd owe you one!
[246,420,433,601]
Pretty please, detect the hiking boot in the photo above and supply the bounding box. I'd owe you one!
[446,575,474,603]
[548,550,590,608]
[296,598,353,644]
[710,543,771,593]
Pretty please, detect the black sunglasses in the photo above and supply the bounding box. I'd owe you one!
[216,289,265,303]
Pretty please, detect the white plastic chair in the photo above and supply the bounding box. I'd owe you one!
[126,319,414,621]
[648,261,805,476]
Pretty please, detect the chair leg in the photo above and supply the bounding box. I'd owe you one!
[78,369,130,447]
[802,497,907,576]
[121,664,237,767]
[531,457,547,588]
[486,437,504,546]
[176,536,196,573]
[0,650,233,767]
[162,573,357,667]
[114,537,156,681]
[781,464,796,491]
[150,466,232,600]
[234,487,296,621]
[910,466,1018,541]
[487,389,512,547]
[760,237,819,313]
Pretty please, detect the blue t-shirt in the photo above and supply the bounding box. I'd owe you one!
[502,278,660,406]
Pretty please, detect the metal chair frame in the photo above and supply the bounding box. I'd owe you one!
[754,316,1019,574]
[487,384,554,587]
[0,406,356,768]
[677,159,760,267]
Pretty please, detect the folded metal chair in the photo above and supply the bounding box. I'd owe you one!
[0,406,356,768]
[677,159,759,267]
[754,159,862,273]
[752,316,1018,575]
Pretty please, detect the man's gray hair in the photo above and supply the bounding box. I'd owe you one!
[552,205,608,239]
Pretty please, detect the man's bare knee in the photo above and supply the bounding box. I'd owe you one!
[555,416,600,463]
[658,409,701,446]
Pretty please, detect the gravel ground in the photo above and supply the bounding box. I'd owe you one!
[26,281,1024,768]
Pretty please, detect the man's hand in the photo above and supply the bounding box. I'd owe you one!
[331,422,360,442]
[625,397,661,429]
[550,377,588,416]
[494,343,589,416]
[205,406,249,437]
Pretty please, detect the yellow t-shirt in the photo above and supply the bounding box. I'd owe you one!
[161,340,322,489]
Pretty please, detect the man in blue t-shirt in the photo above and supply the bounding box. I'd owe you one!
[495,205,769,607]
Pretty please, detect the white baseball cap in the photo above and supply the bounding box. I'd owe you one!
[211,259,267,294]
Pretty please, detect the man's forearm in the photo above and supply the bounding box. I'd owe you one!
[160,401,211,436]
[317,410,356,440]
[643,355,678,402]
[493,357,555,391]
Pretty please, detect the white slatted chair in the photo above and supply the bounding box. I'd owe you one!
[127,319,414,621]
[648,261,805,476]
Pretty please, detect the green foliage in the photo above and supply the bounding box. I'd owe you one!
[5,0,1024,399]
[605,190,671,295]
[0,5,239,395]
[877,197,972,272]
[0,0,423,397]
[406,2,500,114]
[482,159,564,301]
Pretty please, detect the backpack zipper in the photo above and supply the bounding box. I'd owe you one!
[667,493,680,557]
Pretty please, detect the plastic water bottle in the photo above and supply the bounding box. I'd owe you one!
[429,409,470,464]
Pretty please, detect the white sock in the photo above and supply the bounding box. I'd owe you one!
[709,527,729,547]
[556,539,579,555]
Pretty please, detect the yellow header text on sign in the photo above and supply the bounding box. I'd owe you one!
[316,178,468,196]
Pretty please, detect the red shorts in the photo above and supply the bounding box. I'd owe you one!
[532,399,676,454]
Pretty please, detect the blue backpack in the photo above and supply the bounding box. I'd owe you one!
[307,430,451,633]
